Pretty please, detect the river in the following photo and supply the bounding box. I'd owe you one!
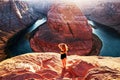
[89,21,120,57]
[5,18,120,57]
[5,17,47,57]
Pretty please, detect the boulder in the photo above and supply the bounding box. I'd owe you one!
[30,3,93,56]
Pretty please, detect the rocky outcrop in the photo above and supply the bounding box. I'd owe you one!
[0,53,120,79]
[47,3,92,39]
[0,0,42,60]
[30,3,93,56]
[0,53,61,80]
[28,0,120,33]
[85,66,120,80]
[89,34,102,56]
[81,1,120,33]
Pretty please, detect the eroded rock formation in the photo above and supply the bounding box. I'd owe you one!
[81,1,120,33]
[0,0,42,60]
[28,0,120,33]
[30,3,94,56]
[85,66,120,80]
[0,53,120,79]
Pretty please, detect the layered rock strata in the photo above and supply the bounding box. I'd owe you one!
[0,0,42,60]
[0,53,120,79]
[30,3,93,56]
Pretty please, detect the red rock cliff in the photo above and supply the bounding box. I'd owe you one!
[30,3,93,55]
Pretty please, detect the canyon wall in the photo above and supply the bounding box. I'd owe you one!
[0,0,42,60]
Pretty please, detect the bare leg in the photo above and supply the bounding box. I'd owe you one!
[62,58,66,68]
[64,58,66,68]
[62,59,64,68]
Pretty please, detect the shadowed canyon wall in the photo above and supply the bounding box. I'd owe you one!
[0,0,42,60]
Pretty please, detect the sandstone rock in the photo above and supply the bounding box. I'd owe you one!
[0,53,61,80]
[0,53,96,79]
[26,0,63,15]
[81,1,120,33]
[0,53,120,79]
[84,66,120,80]
[65,60,95,78]
[0,0,42,60]
[0,0,42,28]
[29,0,120,33]
[30,3,93,56]
[89,34,102,56]
[48,3,92,39]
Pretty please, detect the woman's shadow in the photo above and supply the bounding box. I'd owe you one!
[56,68,66,80]
[61,67,66,78]
[57,67,73,79]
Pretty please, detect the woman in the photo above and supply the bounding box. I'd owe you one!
[58,43,68,69]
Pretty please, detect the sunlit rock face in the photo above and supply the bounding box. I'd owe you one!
[48,3,92,39]
[0,0,42,60]
[30,3,93,55]
[0,53,61,80]
[29,0,120,33]
[0,53,120,79]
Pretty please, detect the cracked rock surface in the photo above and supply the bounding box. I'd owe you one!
[0,53,120,80]
[30,3,94,56]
